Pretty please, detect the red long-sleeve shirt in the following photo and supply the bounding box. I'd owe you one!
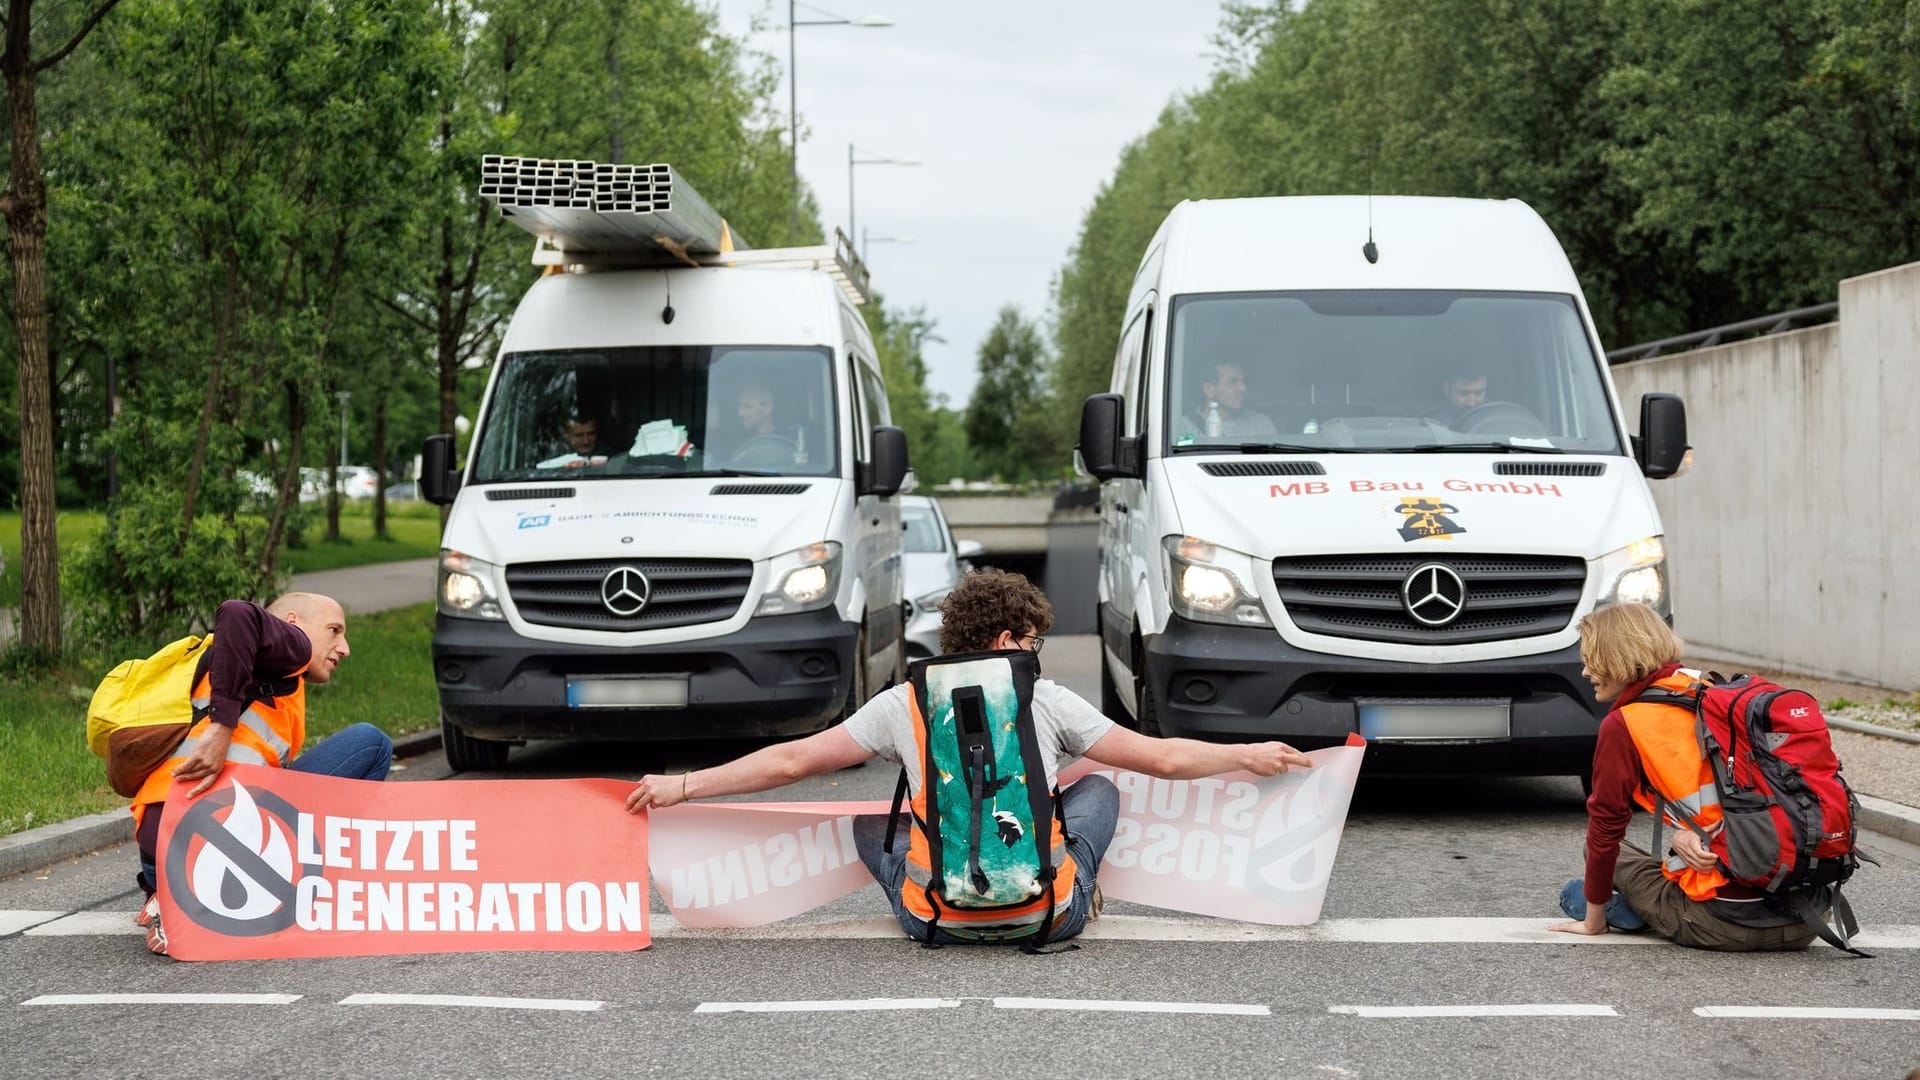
[1581,661,1682,905]
[207,600,311,729]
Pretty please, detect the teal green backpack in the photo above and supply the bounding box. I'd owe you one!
[885,649,1069,950]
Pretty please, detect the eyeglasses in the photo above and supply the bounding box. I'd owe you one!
[1018,633,1046,654]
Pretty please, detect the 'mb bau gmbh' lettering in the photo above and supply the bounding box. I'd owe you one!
[1270,478,1564,498]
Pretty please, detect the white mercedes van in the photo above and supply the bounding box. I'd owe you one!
[1077,196,1689,779]
[421,238,909,770]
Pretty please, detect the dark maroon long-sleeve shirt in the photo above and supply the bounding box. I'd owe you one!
[1581,660,1683,905]
[207,600,311,729]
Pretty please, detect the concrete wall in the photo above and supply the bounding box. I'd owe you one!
[1610,261,1920,689]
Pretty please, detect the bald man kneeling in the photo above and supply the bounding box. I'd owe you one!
[128,593,392,956]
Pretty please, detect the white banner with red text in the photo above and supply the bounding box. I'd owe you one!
[648,736,1365,928]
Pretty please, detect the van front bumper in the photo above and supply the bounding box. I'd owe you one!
[1142,615,1605,775]
[433,610,857,741]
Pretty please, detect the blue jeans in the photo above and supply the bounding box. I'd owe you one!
[1559,877,1648,931]
[855,774,1119,945]
[136,724,393,894]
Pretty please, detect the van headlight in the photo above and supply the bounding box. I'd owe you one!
[1164,535,1271,627]
[438,550,504,620]
[757,541,842,615]
[1596,535,1668,615]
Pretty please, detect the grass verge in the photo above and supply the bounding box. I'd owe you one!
[0,602,438,837]
[1,502,442,604]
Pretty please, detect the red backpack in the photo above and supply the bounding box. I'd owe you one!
[1637,673,1868,955]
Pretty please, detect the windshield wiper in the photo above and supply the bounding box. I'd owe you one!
[1171,442,1360,455]
[1385,442,1564,454]
[655,468,786,478]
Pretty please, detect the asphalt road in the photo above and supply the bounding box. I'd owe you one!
[3,637,1917,1079]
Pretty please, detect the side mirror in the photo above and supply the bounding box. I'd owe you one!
[1078,393,1143,481]
[1635,393,1688,479]
[862,425,910,497]
[421,434,463,505]
[956,539,986,560]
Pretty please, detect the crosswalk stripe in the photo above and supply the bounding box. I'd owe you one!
[1331,1004,1620,1018]
[0,911,64,936]
[995,997,1269,1015]
[339,993,603,1012]
[20,912,142,936]
[695,998,960,1013]
[23,993,301,1006]
[1693,1006,1920,1020]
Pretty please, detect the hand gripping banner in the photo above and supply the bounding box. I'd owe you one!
[155,765,648,960]
[648,736,1366,928]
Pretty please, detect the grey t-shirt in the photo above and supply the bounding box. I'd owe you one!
[843,680,1115,796]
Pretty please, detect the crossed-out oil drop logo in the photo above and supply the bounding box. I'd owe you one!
[163,781,305,937]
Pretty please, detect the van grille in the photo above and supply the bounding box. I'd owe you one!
[505,558,754,631]
[1272,553,1586,645]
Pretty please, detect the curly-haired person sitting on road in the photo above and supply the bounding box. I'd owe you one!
[626,567,1313,945]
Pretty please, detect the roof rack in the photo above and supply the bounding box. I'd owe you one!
[481,152,871,305]
[527,229,872,307]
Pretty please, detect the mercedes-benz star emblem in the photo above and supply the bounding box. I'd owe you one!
[600,566,652,617]
[1402,563,1467,627]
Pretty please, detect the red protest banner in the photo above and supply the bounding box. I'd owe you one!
[155,765,648,961]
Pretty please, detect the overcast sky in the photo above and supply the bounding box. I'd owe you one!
[704,1,1229,407]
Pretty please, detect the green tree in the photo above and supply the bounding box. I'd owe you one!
[1,0,120,655]
[61,0,443,641]
[1604,0,1920,318]
[965,305,1059,482]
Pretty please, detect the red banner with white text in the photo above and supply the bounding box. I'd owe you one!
[156,765,648,960]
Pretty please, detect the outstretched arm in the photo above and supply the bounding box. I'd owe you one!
[1083,725,1312,780]
[625,726,873,812]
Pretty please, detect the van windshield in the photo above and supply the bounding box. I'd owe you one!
[1164,291,1622,455]
[470,345,839,483]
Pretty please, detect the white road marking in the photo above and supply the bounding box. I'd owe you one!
[0,911,64,936]
[695,998,961,1014]
[1693,1006,1920,1021]
[7,910,1917,950]
[20,912,142,936]
[339,993,602,1012]
[1330,1004,1620,1018]
[653,913,1920,949]
[994,997,1269,1016]
[23,993,300,1006]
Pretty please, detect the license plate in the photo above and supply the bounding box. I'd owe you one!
[566,678,690,709]
[1355,698,1510,742]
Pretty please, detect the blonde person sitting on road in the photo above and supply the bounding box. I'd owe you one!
[1549,602,1820,950]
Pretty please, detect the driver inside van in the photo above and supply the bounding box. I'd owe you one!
[1429,369,1488,428]
[537,409,613,469]
[1182,361,1279,441]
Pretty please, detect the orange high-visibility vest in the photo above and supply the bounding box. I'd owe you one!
[1619,668,1730,902]
[129,665,306,830]
[901,692,1076,939]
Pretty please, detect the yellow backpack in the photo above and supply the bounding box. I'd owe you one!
[85,635,215,760]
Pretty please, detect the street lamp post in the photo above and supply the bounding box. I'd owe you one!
[337,390,352,469]
[848,143,918,245]
[788,3,893,241]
